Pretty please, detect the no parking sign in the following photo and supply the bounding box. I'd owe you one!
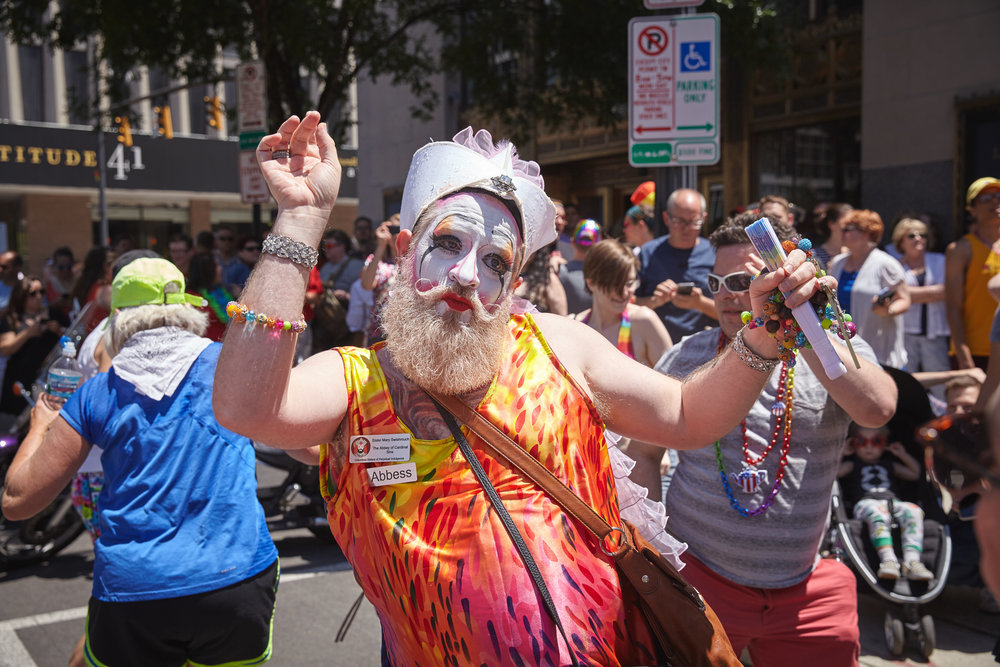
[628,14,720,166]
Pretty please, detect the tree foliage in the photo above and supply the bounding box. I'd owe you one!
[0,0,461,140]
[1,0,791,143]
[435,1,641,144]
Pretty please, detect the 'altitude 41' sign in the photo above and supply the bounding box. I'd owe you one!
[628,13,720,166]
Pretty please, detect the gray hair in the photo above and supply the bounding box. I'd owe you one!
[665,188,707,216]
[108,304,208,356]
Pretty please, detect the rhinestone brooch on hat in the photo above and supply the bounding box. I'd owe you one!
[490,174,516,194]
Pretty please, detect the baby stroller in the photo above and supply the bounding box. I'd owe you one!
[829,481,951,658]
[826,366,952,659]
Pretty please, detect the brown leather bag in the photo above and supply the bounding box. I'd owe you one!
[431,392,742,667]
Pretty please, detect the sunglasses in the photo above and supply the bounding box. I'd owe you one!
[852,434,887,448]
[55,263,73,271]
[906,232,927,240]
[706,271,752,294]
[27,289,44,297]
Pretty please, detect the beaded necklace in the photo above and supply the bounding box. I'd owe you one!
[713,331,795,517]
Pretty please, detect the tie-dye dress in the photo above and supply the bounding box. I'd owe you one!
[320,313,658,666]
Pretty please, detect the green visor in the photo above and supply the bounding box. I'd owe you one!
[111,257,207,311]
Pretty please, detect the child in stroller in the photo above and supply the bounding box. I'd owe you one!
[828,367,952,659]
[838,423,935,581]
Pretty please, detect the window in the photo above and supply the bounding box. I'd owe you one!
[752,119,860,210]
[18,45,45,122]
[64,50,91,125]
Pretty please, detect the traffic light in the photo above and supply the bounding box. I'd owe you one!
[114,116,132,146]
[154,105,173,139]
[204,95,223,131]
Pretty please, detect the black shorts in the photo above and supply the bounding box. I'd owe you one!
[84,558,279,667]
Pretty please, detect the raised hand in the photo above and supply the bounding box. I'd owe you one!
[747,248,833,319]
[256,111,342,222]
[374,221,394,247]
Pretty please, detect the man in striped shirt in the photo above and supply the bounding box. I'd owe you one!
[656,215,896,667]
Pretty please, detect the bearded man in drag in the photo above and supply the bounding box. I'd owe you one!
[213,111,878,666]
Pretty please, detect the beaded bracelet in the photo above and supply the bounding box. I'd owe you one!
[732,326,780,373]
[741,235,858,365]
[226,301,307,334]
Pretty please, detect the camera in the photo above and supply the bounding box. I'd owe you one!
[386,224,401,235]
[676,282,694,295]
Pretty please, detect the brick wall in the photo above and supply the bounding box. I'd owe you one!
[22,193,92,276]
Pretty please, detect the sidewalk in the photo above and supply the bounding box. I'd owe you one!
[857,585,999,666]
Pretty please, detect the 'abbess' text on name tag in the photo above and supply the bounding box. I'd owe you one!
[367,462,418,487]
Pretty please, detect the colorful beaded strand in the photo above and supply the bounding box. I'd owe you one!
[714,331,796,517]
[226,301,307,334]
[714,365,794,517]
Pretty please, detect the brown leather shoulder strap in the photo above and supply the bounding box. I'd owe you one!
[429,391,620,546]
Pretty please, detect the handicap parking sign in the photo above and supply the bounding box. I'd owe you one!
[680,41,711,72]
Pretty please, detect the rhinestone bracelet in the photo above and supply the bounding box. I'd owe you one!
[262,233,319,269]
[731,325,779,373]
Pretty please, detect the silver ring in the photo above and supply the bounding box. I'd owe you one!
[600,526,628,557]
[271,149,291,160]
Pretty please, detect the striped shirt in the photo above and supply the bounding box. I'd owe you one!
[655,328,877,588]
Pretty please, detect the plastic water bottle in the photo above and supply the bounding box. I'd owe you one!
[47,336,82,400]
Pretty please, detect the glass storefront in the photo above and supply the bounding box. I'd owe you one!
[752,118,861,211]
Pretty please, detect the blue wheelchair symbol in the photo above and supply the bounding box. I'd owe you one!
[680,42,711,72]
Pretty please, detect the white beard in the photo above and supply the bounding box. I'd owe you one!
[380,256,514,395]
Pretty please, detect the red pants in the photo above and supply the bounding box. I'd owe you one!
[681,554,860,667]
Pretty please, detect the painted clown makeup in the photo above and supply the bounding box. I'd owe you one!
[412,192,522,309]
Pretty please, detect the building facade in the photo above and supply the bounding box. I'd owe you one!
[357,0,1000,251]
[0,39,359,275]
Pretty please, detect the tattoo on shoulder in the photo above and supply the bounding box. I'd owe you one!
[380,361,451,440]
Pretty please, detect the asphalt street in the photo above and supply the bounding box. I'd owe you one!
[2,524,998,666]
[1,462,998,667]
[0,525,384,667]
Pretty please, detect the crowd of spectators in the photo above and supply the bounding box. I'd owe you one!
[1,152,998,665]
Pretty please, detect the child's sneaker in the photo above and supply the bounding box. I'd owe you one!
[903,561,933,581]
[877,560,900,579]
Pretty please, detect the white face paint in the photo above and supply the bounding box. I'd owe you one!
[411,192,521,310]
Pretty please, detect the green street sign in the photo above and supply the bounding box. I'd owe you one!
[631,142,673,164]
[239,130,266,151]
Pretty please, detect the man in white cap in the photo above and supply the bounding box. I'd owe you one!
[945,176,1000,370]
[214,111,830,666]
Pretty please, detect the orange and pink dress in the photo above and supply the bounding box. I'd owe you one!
[320,313,658,666]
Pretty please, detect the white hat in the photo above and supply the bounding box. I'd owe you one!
[399,128,556,268]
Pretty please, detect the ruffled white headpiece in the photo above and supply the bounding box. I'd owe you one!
[399,128,557,268]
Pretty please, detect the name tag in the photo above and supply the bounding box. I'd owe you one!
[349,433,411,463]
[367,462,418,487]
